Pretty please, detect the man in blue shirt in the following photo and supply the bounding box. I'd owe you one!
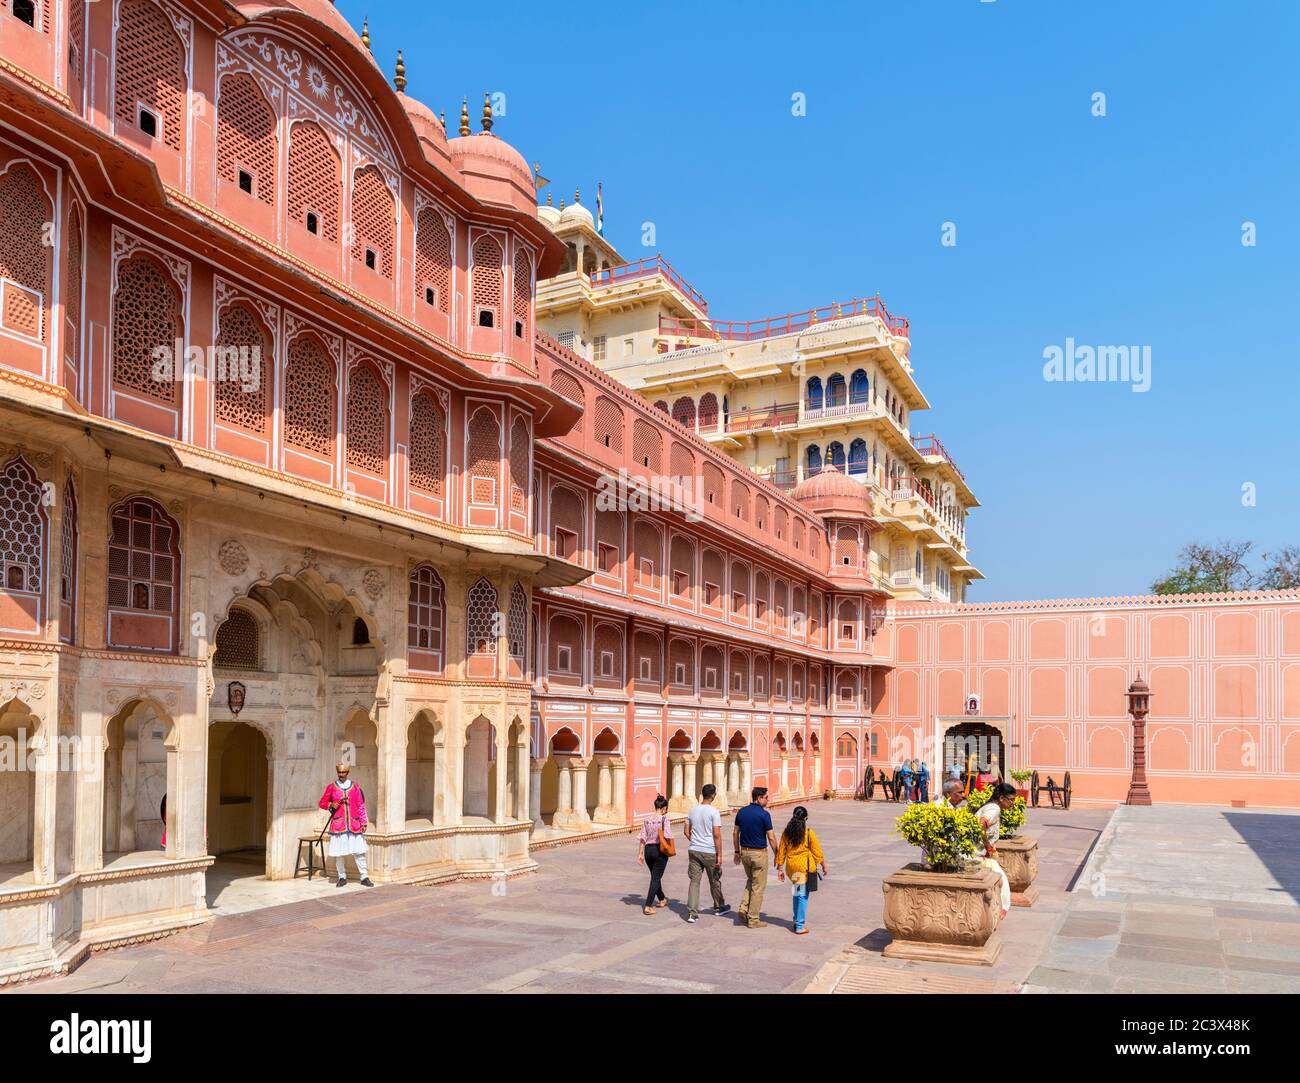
[732,787,779,929]
[917,760,930,803]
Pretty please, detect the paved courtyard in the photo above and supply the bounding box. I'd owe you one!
[13,799,1111,995]
[1023,805,1300,994]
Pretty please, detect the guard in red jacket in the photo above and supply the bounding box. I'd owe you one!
[319,762,374,887]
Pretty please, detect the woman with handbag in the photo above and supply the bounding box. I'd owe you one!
[775,805,827,935]
[636,794,675,915]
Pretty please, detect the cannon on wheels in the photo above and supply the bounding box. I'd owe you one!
[861,765,894,801]
[1030,770,1072,809]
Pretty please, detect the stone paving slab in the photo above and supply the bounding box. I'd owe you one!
[6,799,1108,995]
[1023,805,1300,995]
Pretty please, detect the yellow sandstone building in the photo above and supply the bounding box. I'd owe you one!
[535,193,981,603]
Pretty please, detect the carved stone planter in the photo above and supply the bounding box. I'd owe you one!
[881,863,1004,966]
[995,834,1039,907]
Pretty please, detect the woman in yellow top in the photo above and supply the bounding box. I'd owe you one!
[775,806,828,935]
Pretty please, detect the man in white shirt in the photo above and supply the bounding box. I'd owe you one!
[683,784,728,923]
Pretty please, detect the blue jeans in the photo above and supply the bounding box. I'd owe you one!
[792,883,809,931]
[919,779,929,802]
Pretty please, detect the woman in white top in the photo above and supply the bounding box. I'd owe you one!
[977,781,1017,918]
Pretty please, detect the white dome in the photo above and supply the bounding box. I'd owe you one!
[560,199,593,227]
[538,204,561,227]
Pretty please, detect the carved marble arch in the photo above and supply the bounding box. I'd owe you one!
[213,566,389,676]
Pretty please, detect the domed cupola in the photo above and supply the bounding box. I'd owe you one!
[559,188,594,228]
[790,463,875,520]
[447,95,536,215]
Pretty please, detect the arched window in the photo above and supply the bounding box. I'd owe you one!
[115,0,186,150]
[415,206,451,313]
[408,390,444,496]
[805,376,822,411]
[345,362,388,474]
[508,582,528,665]
[350,166,395,278]
[836,732,857,758]
[0,163,52,342]
[59,478,78,644]
[467,406,501,505]
[805,444,822,475]
[213,302,270,433]
[466,577,498,655]
[217,73,277,205]
[506,415,530,516]
[825,373,846,407]
[512,242,532,339]
[827,441,845,470]
[287,121,341,241]
[671,397,696,429]
[351,617,370,645]
[632,419,661,471]
[593,395,623,451]
[848,438,868,475]
[471,234,503,328]
[283,334,335,456]
[214,609,259,670]
[850,369,869,404]
[112,254,181,404]
[0,459,46,620]
[698,392,719,431]
[407,564,445,670]
[64,204,84,382]
[106,498,179,653]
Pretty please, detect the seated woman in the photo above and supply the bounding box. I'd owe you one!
[976,781,1017,918]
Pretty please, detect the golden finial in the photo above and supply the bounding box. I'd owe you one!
[574,187,581,204]
[393,50,406,92]
[458,96,470,136]
[834,303,841,319]
[439,109,446,129]
[481,92,494,132]
[546,191,553,206]
[860,298,868,315]
[810,308,818,325]
[361,16,371,53]
[559,196,565,210]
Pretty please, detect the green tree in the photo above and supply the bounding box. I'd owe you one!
[1151,541,1256,595]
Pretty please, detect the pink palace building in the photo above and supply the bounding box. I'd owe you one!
[0,0,1296,982]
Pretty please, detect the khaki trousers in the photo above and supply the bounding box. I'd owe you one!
[739,849,769,926]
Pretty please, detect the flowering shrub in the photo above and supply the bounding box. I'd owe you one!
[895,802,984,871]
[965,784,1027,837]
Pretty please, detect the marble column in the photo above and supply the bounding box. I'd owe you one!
[529,757,545,831]
[568,757,593,829]
[740,755,752,799]
[711,755,729,811]
[610,757,628,824]
[667,755,690,813]
[682,754,699,807]
[727,754,741,804]
[593,754,620,825]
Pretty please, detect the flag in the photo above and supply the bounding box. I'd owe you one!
[596,182,603,234]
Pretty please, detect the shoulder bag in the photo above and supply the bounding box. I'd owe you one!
[657,816,676,857]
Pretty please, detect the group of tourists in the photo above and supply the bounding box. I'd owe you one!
[636,785,829,934]
[896,758,931,802]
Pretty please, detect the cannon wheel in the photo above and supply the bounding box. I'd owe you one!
[890,769,902,801]
[1063,771,1072,810]
[1030,770,1041,808]
[863,765,874,800]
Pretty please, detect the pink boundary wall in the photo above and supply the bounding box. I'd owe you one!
[875,590,1300,809]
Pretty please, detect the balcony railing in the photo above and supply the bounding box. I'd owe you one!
[892,477,966,540]
[724,401,800,433]
[912,433,965,480]
[590,256,709,315]
[658,293,909,344]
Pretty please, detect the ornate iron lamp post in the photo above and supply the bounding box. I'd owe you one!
[1125,672,1152,806]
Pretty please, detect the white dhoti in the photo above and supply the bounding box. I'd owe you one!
[329,831,368,879]
[982,856,1011,914]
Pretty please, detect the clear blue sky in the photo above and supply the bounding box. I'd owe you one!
[345,0,1300,601]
